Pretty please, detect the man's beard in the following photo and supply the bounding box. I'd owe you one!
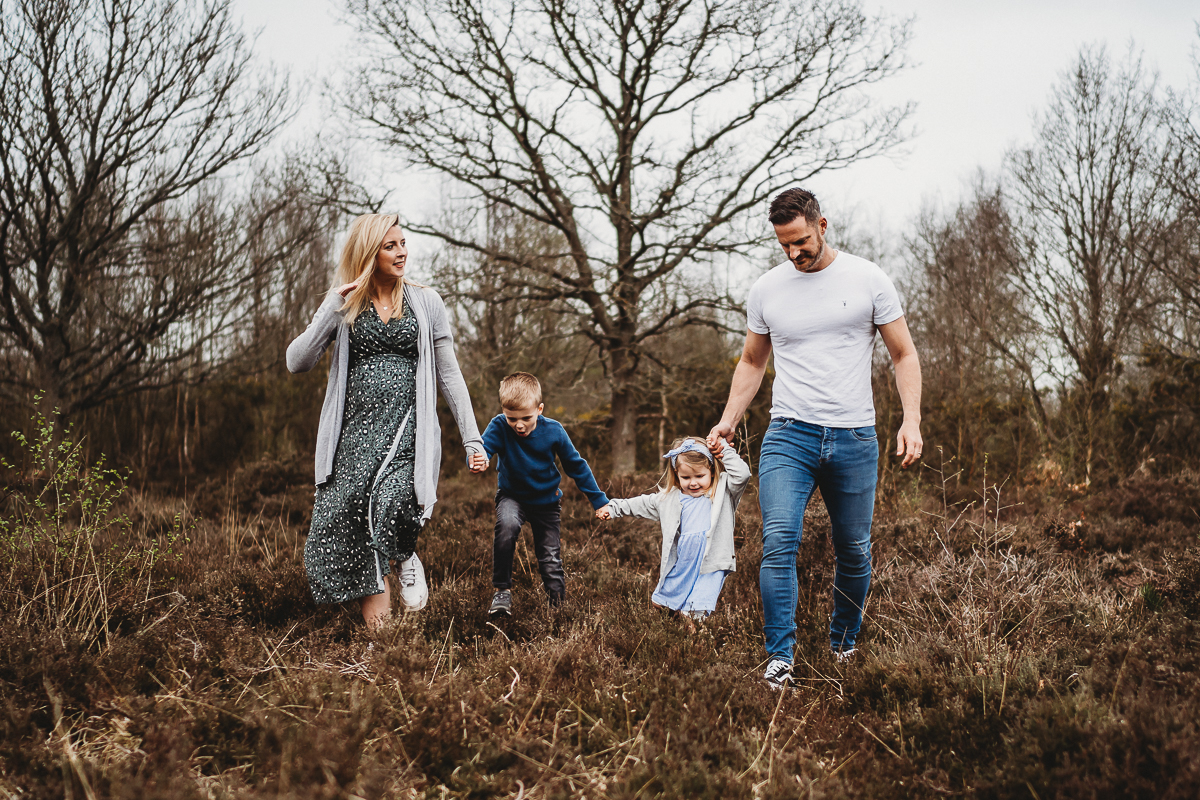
[792,240,825,271]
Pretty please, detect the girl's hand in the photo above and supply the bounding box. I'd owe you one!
[468,453,489,473]
[335,280,361,298]
[595,505,612,520]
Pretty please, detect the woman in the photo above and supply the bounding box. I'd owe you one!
[287,214,487,630]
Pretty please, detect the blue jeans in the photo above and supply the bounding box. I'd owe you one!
[758,418,878,660]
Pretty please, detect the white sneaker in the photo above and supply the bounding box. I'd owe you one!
[397,553,428,611]
[763,658,793,690]
[834,647,856,664]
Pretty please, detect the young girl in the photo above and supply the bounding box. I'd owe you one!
[597,437,751,621]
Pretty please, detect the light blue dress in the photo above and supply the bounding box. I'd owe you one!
[651,494,728,616]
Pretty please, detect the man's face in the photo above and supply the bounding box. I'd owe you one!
[773,216,828,273]
[503,403,543,437]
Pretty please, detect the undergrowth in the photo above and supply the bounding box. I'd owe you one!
[0,442,1198,798]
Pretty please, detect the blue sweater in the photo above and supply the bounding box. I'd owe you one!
[481,415,610,509]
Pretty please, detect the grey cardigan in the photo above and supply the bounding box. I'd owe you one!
[286,284,484,522]
[608,441,751,583]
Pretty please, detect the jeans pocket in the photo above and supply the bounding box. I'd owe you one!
[850,426,877,442]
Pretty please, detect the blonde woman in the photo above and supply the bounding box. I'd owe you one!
[287,214,487,630]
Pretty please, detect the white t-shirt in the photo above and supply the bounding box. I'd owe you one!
[746,252,903,428]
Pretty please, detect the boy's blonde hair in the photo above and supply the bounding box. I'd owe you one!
[660,437,723,498]
[499,372,543,409]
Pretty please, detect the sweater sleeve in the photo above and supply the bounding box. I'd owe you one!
[426,289,484,457]
[608,493,661,521]
[286,291,344,373]
[718,440,752,506]
[481,417,505,460]
[556,428,610,508]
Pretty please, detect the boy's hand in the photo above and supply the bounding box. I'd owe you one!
[595,505,612,520]
[468,452,489,473]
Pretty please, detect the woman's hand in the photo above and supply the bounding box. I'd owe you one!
[468,452,489,473]
[595,505,612,520]
[335,280,361,298]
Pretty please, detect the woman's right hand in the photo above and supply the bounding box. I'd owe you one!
[595,505,612,520]
[335,280,361,298]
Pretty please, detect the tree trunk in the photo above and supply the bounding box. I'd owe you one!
[610,383,638,476]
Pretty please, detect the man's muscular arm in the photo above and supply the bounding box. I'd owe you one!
[707,330,773,448]
[878,316,923,468]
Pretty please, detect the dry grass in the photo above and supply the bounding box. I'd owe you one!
[2,457,1199,798]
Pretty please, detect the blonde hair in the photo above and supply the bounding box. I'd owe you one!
[660,437,723,498]
[333,213,415,325]
[499,372,543,409]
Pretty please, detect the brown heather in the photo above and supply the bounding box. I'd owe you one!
[2,455,1199,799]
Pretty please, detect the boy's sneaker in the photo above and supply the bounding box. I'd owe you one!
[834,647,856,664]
[763,659,793,690]
[488,590,513,617]
[397,553,428,611]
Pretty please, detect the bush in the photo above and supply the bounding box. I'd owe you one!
[0,407,185,647]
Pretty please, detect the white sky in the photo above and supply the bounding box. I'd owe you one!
[233,0,1199,243]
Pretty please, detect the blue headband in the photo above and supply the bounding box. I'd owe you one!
[662,438,713,467]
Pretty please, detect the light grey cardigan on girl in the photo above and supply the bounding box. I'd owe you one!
[607,441,751,582]
[286,283,484,522]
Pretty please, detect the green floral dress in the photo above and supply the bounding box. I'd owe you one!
[304,303,422,604]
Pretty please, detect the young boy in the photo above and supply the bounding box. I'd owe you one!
[468,372,609,616]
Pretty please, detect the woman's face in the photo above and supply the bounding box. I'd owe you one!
[373,226,407,284]
[676,459,713,497]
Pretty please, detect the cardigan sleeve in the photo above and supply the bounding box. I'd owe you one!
[718,440,752,506]
[286,291,344,373]
[608,492,661,521]
[425,288,484,456]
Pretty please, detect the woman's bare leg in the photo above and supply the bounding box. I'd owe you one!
[361,580,393,631]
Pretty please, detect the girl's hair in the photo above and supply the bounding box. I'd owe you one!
[333,213,419,325]
[660,437,723,498]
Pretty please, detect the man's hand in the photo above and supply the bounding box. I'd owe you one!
[468,452,489,473]
[895,420,923,469]
[706,421,736,450]
[595,504,612,520]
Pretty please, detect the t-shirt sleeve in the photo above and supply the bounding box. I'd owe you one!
[871,267,904,326]
[746,277,769,335]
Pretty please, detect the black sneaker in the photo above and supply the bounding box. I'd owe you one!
[763,658,793,690]
[488,590,512,617]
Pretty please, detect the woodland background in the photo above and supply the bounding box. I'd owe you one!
[2,1,1200,797]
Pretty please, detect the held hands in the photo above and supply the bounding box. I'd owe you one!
[895,419,923,469]
[706,420,735,452]
[595,504,612,520]
[468,452,489,473]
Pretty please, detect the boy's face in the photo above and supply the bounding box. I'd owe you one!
[503,403,544,437]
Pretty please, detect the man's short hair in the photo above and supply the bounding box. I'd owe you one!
[768,188,822,227]
[499,372,543,409]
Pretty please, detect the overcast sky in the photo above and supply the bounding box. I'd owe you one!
[234,0,1199,239]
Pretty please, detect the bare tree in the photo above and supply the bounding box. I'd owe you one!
[0,0,329,417]
[1159,34,1200,355]
[907,180,1048,480]
[344,0,912,473]
[1007,46,1176,482]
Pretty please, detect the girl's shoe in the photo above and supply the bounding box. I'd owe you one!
[397,554,428,611]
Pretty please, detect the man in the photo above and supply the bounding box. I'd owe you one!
[707,188,922,689]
